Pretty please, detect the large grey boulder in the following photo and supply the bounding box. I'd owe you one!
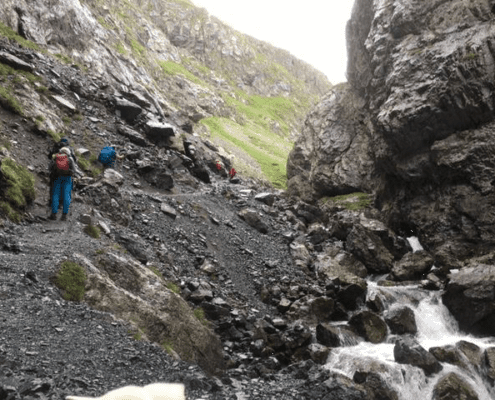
[349,311,387,344]
[73,252,225,375]
[442,264,495,335]
[391,250,434,281]
[394,338,443,376]
[384,306,417,335]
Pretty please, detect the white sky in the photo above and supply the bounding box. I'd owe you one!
[191,0,355,84]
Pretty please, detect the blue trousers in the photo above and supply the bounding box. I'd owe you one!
[52,176,72,214]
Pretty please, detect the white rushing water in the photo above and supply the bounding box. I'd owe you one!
[324,238,495,400]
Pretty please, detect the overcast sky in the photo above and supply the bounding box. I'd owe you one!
[190,0,355,84]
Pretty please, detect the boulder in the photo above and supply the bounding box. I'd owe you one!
[393,338,443,376]
[349,311,387,344]
[117,125,148,146]
[353,371,398,400]
[336,273,367,311]
[346,225,394,274]
[391,250,434,281]
[384,306,417,335]
[144,121,176,146]
[432,373,478,400]
[115,98,142,122]
[114,231,152,264]
[237,208,269,234]
[429,341,482,373]
[442,264,495,335]
[306,343,330,365]
[254,192,276,206]
[315,244,368,280]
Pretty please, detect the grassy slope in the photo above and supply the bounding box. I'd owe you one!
[0,0,330,189]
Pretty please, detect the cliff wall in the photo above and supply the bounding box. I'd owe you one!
[287,0,495,263]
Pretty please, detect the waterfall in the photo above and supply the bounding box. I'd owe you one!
[324,238,495,400]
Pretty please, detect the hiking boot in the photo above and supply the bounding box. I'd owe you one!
[61,213,68,221]
[49,213,57,220]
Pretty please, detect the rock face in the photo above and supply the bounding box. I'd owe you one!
[287,0,495,275]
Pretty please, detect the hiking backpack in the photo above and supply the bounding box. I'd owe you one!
[98,146,116,167]
[53,153,71,175]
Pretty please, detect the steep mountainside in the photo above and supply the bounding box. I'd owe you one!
[0,0,330,188]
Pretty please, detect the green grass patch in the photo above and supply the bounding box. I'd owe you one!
[161,338,174,355]
[321,192,373,211]
[53,260,87,302]
[62,116,72,125]
[193,307,209,326]
[115,41,127,55]
[201,116,289,188]
[149,265,163,279]
[0,86,23,115]
[54,53,72,64]
[0,21,41,51]
[158,60,205,86]
[166,282,180,294]
[0,201,20,223]
[130,39,146,56]
[84,224,101,239]
[0,157,35,208]
[47,130,63,142]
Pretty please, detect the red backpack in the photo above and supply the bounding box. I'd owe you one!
[54,153,71,175]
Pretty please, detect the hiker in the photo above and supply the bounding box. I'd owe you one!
[216,160,222,172]
[48,136,78,164]
[49,147,74,221]
[98,145,124,169]
[229,167,236,179]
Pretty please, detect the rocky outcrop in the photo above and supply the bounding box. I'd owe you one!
[287,0,495,266]
[442,264,495,335]
[72,252,225,375]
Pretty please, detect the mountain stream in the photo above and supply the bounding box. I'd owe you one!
[324,238,495,399]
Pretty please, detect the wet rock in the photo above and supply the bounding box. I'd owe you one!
[391,250,434,281]
[336,274,367,311]
[349,311,387,344]
[484,347,495,382]
[316,323,342,347]
[384,306,417,335]
[394,338,443,376]
[353,371,398,400]
[305,343,330,365]
[442,264,495,335]
[429,345,471,372]
[432,372,478,400]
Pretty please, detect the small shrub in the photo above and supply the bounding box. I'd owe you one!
[84,224,100,239]
[149,265,163,278]
[95,248,105,255]
[53,260,86,302]
[321,192,373,211]
[62,116,72,125]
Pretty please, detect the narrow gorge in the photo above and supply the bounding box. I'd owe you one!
[0,0,495,399]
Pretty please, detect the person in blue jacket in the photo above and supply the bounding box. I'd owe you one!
[49,147,74,221]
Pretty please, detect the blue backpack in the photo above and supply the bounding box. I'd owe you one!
[98,146,116,167]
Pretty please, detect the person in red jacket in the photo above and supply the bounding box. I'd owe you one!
[229,167,236,179]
